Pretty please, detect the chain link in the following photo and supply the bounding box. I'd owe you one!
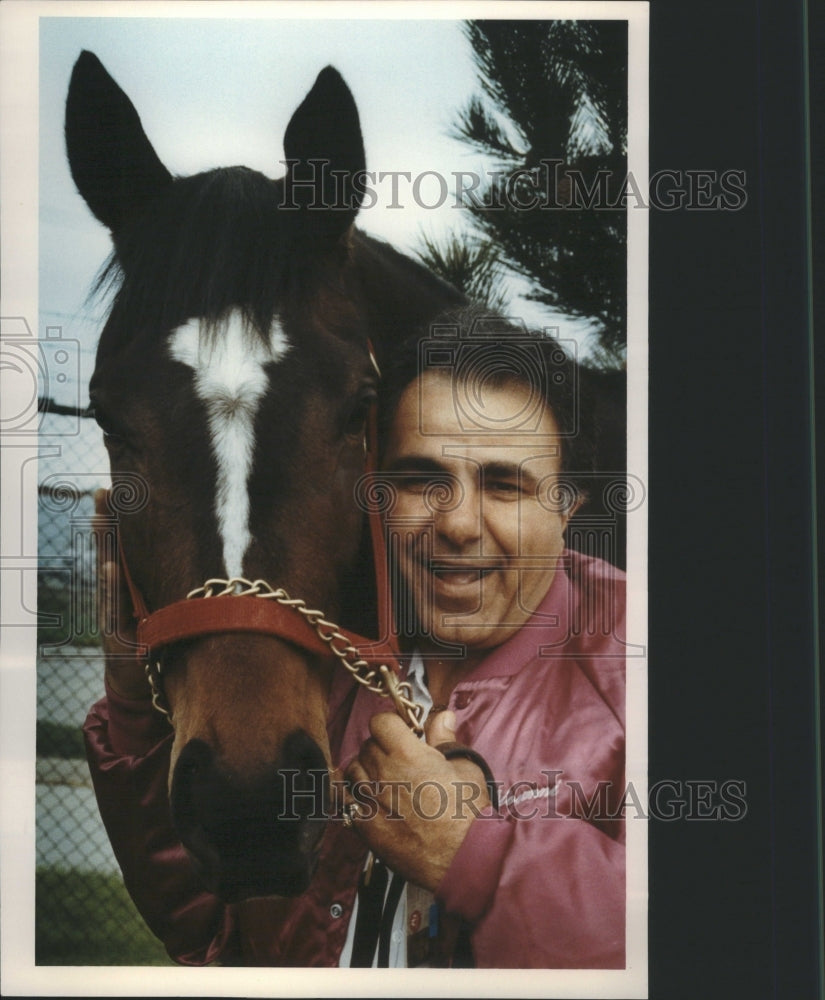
[153,577,426,734]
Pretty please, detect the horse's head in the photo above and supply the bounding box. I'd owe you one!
[65,51,425,900]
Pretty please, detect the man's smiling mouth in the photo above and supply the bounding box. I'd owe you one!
[435,567,486,588]
[422,560,498,596]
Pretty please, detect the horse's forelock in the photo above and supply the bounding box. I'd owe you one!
[94,164,369,362]
[95,167,300,345]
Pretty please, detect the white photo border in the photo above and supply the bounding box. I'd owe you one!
[0,2,649,996]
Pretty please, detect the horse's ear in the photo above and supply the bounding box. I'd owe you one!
[282,67,366,238]
[65,51,173,234]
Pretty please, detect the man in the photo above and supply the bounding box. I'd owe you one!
[84,310,626,968]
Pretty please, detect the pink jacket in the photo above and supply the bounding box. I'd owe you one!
[83,549,626,968]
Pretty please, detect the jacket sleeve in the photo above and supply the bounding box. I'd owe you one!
[436,555,627,969]
[83,679,239,965]
[436,799,625,969]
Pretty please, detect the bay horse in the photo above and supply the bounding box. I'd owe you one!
[65,51,463,902]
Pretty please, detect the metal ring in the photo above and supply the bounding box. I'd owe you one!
[342,802,363,829]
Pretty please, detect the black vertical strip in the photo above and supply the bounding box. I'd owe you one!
[755,0,822,994]
[649,0,820,996]
[349,861,389,967]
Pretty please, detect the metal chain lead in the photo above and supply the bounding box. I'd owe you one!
[172,576,426,735]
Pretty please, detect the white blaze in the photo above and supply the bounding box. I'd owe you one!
[168,310,290,578]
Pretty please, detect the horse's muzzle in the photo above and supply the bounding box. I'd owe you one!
[170,730,330,901]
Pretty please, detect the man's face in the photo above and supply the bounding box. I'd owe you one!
[383,371,573,654]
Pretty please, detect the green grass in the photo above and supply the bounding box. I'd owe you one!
[36,866,173,965]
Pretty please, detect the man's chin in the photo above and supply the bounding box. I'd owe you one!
[424,618,520,654]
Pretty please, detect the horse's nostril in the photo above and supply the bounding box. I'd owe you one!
[280,729,329,776]
[169,733,330,900]
[176,738,211,775]
[278,730,330,820]
[171,739,214,823]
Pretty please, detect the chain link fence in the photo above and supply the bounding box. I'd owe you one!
[36,407,171,965]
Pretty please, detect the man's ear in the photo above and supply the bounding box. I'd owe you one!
[563,488,586,526]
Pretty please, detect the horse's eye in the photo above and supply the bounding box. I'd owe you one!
[89,404,126,446]
[344,388,377,438]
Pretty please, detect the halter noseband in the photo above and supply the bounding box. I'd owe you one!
[117,343,424,734]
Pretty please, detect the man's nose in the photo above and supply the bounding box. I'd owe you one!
[434,489,481,548]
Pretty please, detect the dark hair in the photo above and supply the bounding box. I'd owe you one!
[378,306,599,489]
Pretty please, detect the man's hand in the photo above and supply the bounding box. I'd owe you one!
[342,710,490,891]
[94,489,150,700]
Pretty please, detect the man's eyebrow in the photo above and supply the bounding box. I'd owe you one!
[384,455,448,476]
[481,461,522,480]
[482,461,540,487]
[386,456,542,487]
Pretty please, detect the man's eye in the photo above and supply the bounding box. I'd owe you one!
[488,480,520,494]
[398,475,430,494]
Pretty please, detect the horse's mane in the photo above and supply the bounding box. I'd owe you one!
[351,230,464,302]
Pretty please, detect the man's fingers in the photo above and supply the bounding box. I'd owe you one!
[341,758,376,830]
[93,488,117,579]
[93,487,111,521]
[343,755,369,788]
[367,710,422,753]
[425,709,457,747]
[99,560,118,634]
[92,491,139,653]
[349,736,388,777]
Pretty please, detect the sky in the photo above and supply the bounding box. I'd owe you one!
[38,11,595,407]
